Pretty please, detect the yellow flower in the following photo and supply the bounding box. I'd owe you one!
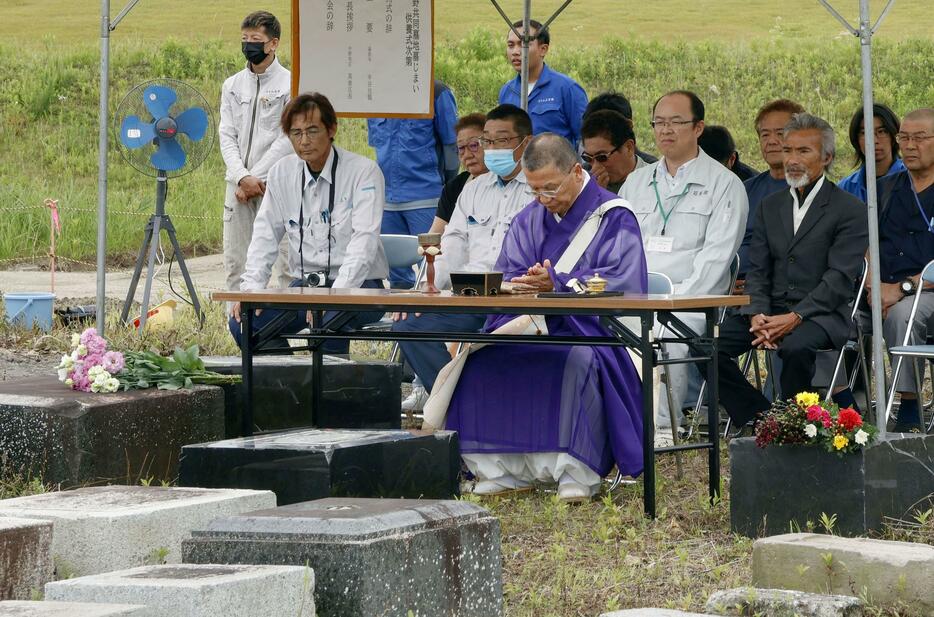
[833,435,849,450]
[796,391,820,407]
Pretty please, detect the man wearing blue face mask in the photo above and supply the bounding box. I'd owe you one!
[392,104,533,393]
[219,11,295,307]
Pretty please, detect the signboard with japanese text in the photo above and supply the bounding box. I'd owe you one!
[292,0,435,118]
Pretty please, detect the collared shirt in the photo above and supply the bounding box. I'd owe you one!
[740,170,789,276]
[662,157,698,193]
[241,147,389,291]
[607,155,649,195]
[790,176,826,234]
[838,158,908,203]
[879,171,934,282]
[367,84,459,205]
[619,148,749,295]
[434,171,531,289]
[498,63,588,147]
[218,57,294,186]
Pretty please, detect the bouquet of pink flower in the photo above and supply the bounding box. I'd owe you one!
[754,391,878,456]
[57,327,125,393]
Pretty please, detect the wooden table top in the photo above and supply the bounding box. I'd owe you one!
[214,287,749,312]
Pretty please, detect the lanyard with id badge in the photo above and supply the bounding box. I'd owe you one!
[298,151,338,287]
[646,166,691,253]
[909,173,934,235]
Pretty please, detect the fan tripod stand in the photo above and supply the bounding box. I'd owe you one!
[120,170,204,329]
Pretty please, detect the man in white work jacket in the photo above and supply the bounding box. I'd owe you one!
[219,11,294,299]
[620,90,748,446]
[229,92,389,353]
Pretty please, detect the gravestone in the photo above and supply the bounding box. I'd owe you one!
[201,355,402,436]
[730,433,934,536]
[707,587,864,616]
[0,376,224,487]
[44,564,314,617]
[182,497,501,617]
[0,518,52,600]
[0,486,275,577]
[178,428,459,505]
[0,601,145,616]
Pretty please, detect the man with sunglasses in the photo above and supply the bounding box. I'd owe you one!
[581,109,648,194]
[872,108,934,432]
[620,90,748,447]
[392,105,533,395]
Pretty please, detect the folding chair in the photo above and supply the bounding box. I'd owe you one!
[884,258,934,429]
[360,234,425,362]
[823,258,870,402]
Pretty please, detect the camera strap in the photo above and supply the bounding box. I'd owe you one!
[298,150,339,284]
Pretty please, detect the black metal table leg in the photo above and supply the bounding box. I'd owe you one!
[706,308,721,504]
[642,312,656,518]
[242,303,254,437]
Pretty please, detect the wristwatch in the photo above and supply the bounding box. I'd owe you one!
[901,278,917,296]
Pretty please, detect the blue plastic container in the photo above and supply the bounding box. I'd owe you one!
[3,292,56,331]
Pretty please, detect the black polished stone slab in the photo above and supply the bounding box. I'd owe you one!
[730,433,934,537]
[182,497,502,617]
[178,428,459,505]
[0,376,224,487]
[202,355,402,437]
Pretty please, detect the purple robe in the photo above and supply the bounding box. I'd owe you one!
[445,178,648,478]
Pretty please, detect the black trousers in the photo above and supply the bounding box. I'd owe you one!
[703,313,833,426]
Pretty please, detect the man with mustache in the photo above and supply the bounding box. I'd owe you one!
[870,108,934,432]
[695,113,868,429]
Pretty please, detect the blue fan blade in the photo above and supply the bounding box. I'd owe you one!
[174,107,209,141]
[150,137,186,171]
[120,116,156,149]
[142,85,177,120]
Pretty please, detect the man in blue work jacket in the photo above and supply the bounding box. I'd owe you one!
[498,20,588,148]
[368,81,460,287]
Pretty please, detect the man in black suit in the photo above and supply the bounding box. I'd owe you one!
[702,113,869,426]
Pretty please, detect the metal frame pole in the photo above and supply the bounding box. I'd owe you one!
[96,0,110,333]
[520,0,531,110]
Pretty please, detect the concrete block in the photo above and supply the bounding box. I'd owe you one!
[707,587,863,616]
[202,355,402,436]
[0,376,224,487]
[44,564,314,617]
[0,518,53,600]
[0,601,145,616]
[178,428,459,505]
[730,433,934,536]
[600,610,718,616]
[753,533,934,613]
[182,497,501,617]
[0,486,275,577]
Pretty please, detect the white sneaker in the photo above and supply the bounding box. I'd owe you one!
[654,427,685,449]
[402,385,428,412]
[471,477,532,496]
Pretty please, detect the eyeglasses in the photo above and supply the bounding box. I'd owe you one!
[480,135,523,148]
[289,127,325,140]
[456,138,482,154]
[581,147,620,164]
[651,119,695,130]
[525,167,575,200]
[895,133,934,145]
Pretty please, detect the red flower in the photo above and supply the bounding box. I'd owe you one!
[820,409,832,428]
[806,405,822,421]
[838,408,863,431]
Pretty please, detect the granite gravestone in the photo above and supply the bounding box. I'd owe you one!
[730,433,934,536]
[201,355,402,436]
[0,486,275,577]
[44,564,314,617]
[0,518,53,600]
[0,376,223,487]
[178,428,459,505]
[0,602,146,616]
[182,498,501,617]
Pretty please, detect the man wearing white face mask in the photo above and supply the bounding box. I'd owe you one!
[392,104,533,393]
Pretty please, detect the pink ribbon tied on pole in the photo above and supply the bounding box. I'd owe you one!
[44,198,61,292]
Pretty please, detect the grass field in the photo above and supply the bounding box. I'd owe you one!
[0,1,932,267]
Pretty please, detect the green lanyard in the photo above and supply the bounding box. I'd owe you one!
[651,166,691,236]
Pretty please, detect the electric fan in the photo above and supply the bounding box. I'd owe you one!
[114,79,215,330]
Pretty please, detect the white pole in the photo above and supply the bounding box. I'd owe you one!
[857,0,888,437]
[96,0,110,333]
[520,0,531,110]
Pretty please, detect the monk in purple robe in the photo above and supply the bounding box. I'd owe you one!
[443,133,647,502]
